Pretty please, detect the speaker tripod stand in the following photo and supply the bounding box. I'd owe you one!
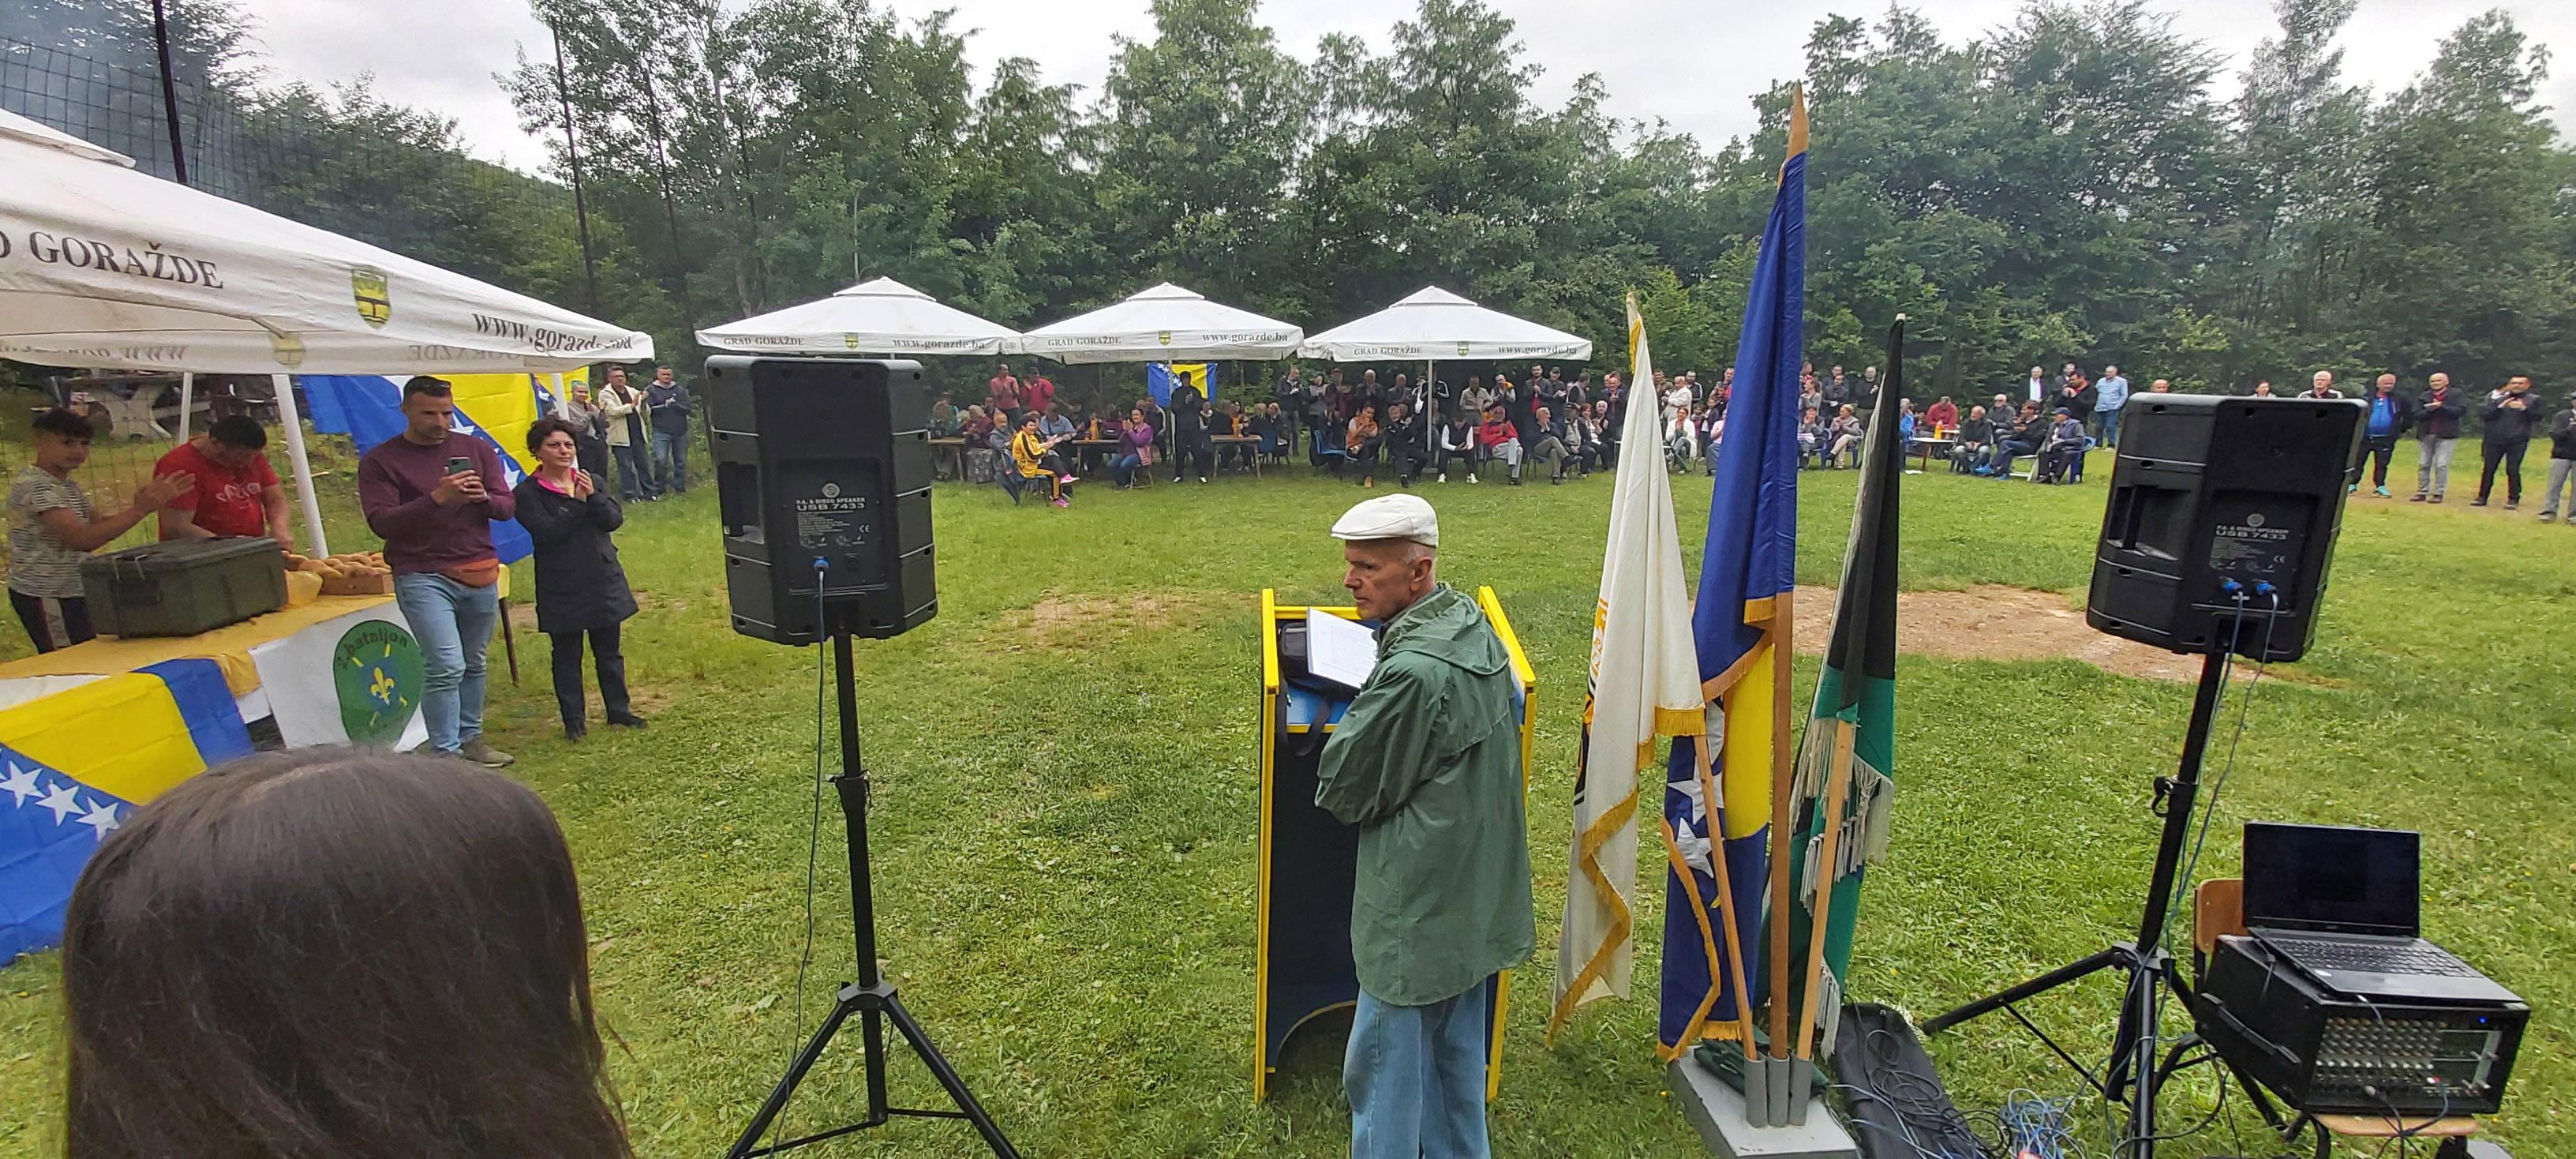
[1923,647,2229,1159]
[724,632,1021,1159]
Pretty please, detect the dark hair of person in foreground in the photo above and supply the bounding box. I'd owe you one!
[62,749,629,1158]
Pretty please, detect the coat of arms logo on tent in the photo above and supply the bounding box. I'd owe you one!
[1458,341,1472,355]
[1158,330,1173,345]
[844,333,861,349]
[351,267,392,328]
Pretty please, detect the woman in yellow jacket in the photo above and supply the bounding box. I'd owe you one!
[1009,413,1075,508]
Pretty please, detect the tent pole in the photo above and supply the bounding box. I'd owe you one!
[552,372,570,419]
[1425,358,1435,456]
[177,371,193,442]
[270,373,329,557]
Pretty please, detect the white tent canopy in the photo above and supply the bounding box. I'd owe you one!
[695,276,1019,355]
[1297,286,1593,362]
[0,108,656,554]
[1013,282,1301,363]
[0,108,653,375]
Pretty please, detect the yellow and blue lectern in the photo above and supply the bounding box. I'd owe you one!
[1254,587,1537,1102]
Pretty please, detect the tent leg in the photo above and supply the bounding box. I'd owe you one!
[178,371,194,442]
[552,372,570,419]
[270,373,329,557]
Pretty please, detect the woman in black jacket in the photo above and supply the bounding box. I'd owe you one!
[513,418,642,741]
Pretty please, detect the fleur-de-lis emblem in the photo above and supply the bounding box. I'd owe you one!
[370,666,395,703]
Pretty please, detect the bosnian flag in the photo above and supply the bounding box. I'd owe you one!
[1548,292,1705,1040]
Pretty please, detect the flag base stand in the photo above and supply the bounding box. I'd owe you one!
[1670,1052,1859,1159]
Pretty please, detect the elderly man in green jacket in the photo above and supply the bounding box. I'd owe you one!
[1316,493,1534,1159]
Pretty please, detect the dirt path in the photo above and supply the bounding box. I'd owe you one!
[1790,583,2225,681]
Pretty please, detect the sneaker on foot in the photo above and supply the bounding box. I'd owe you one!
[1198,476,1210,485]
[1436,472,1447,483]
[1466,474,1478,484]
[2375,486,2391,497]
[1053,496,1070,508]
[2543,512,2559,523]
[2505,501,2519,511]
[2471,498,2488,507]
[460,738,515,768]
[2431,496,2445,504]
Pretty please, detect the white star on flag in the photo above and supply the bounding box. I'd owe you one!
[38,781,84,823]
[78,800,122,839]
[0,761,39,806]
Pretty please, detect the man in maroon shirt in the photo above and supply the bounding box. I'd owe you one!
[358,377,519,767]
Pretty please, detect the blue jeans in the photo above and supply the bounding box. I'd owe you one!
[2094,407,2122,448]
[1346,978,1489,1159]
[1112,453,1144,486]
[612,443,653,499]
[394,572,500,755]
[651,427,688,493]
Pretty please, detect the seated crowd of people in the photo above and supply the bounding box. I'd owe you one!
[930,361,2575,510]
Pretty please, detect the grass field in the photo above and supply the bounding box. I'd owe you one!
[2,437,2570,1157]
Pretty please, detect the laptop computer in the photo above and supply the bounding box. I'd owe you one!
[2242,822,2519,1004]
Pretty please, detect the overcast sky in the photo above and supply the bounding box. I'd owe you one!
[244,0,2575,174]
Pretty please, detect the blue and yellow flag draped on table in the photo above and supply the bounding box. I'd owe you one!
[299,370,578,565]
[0,659,252,962]
[1659,86,1807,1060]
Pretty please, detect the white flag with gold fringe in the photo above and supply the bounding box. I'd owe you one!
[1548,292,1708,1039]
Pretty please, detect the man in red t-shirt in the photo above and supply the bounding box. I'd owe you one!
[1024,370,1056,417]
[155,415,293,549]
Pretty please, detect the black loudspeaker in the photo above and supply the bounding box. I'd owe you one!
[706,356,935,644]
[2087,395,2363,661]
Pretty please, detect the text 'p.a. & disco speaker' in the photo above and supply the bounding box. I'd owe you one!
[707,356,935,644]
[2087,395,2363,662]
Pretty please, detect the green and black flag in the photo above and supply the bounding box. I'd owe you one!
[1774,316,1904,1064]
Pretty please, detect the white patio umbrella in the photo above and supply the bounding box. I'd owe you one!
[1013,282,1301,364]
[1298,286,1595,452]
[695,276,1019,355]
[0,109,656,553]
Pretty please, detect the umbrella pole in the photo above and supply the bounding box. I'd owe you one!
[270,373,329,557]
[177,371,193,442]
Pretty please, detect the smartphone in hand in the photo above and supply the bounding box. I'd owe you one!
[446,456,474,474]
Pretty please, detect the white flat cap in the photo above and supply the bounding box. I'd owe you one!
[1331,493,1439,548]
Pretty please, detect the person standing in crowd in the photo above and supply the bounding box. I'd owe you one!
[1112,407,1156,490]
[2092,364,2129,447]
[2355,373,2414,497]
[1276,367,1305,453]
[153,415,292,549]
[2149,378,2173,394]
[1819,369,1848,412]
[2474,375,2540,509]
[986,363,1023,426]
[1011,413,1077,508]
[1169,376,1212,484]
[60,750,633,1158]
[1476,403,1522,485]
[1458,377,1489,431]
[1315,494,1532,1159]
[564,379,610,478]
[643,366,691,497]
[2024,366,2047,405]
[7,410,191,653]
[2538,396,2576,523]
[2412,372,2462,503]
[1022,368,1056,419]
[597,368,653,502]
[2304,370,2344,400]
[512,418,642,741]
[2252,381,2275,397]
[2054,372,2094,422]
[358,377,517,767]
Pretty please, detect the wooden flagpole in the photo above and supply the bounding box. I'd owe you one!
[1795,719,1858,1063]
[1694,733,1761,1059]
[1765,591,1796,1057]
